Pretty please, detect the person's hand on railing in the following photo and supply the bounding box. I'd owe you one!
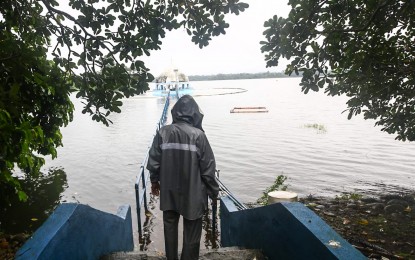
[151,182,160,196]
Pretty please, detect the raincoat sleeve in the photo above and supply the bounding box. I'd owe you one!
[198,134,219,199]
[147,131,162,183]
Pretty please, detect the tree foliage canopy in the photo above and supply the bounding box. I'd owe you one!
[261,0,415,141]
[0,0,248,199]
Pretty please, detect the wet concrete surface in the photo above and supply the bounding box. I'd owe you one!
[102,247,265,260]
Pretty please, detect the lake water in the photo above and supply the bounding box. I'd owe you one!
[9,77,415,251]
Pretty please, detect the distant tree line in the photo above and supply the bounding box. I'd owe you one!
[188,71,298,81]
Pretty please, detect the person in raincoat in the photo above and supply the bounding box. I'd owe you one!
[147,95,219,260]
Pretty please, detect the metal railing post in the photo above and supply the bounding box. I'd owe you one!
[141,166,148,212]
[135,182,142,237]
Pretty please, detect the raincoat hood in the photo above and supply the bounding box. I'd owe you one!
[171,95,204,131]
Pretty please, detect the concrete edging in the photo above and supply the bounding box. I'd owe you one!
[220,196,366,259]
[16,203,134,260]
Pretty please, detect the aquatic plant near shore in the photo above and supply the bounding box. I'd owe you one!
[335,192,363,201]
[257,175,288,206]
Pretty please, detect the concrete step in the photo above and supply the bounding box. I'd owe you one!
[101,247,266,260]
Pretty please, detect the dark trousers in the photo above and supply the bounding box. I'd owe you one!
[163,210,202,260]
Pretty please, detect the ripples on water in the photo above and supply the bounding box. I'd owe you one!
[194,79,415,201]
[39,77,414,249]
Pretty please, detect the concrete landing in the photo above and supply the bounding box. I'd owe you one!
[101,247,265,260]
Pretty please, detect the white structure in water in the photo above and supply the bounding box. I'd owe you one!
[153,67,191,96]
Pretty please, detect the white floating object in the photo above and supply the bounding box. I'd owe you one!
[230,106,268,113]
[267,191,298,204]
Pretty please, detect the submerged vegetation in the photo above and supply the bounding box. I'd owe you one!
[304,123,327,133]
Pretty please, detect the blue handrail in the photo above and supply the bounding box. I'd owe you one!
[135,91,170,238]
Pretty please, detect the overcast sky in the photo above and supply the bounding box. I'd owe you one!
[142,1,292,76]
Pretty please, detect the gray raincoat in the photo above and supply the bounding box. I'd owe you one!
[146,95,219,220]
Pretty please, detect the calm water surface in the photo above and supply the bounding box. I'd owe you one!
[42,77,414,249]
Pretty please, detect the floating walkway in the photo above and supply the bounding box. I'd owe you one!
[230,106,269,113]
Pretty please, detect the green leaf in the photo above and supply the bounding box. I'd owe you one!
[18,191,28,201]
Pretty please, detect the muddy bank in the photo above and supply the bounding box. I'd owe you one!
[0,233,29,260]
[300,192,415,259]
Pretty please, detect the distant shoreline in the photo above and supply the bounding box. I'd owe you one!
[188,72,300,81]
